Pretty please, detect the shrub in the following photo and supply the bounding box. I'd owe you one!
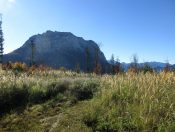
[2,62,28,72]
[75,63,81,73]
[141,63,154,74]
[28,86,46,104]
[94,63,102,75]
[0,85,29,114]
[69,80,99,101]
[163,63,171,73]
[45,81,70,99]
[2,61,13,70]
[59,67,67,72]
[12,62,28,72]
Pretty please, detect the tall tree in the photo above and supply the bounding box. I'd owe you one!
[129,54,139,73]
[85,47,90,72]
[142,63,153,74]
[94,44,102,74]
[114,56,123,74]
[94,47,99,68]
[75,63,80,73]
[110,54,115,74]
[110,54,115,65]
[30,39,35,66]
[163,60,171,73]
[0,14,4,65]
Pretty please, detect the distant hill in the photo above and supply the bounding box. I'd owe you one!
[121,62,171,71]
[108,60,173,71]
[4,31,109,71]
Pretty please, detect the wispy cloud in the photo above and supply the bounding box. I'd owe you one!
[0,0,16,12]
[8,0,16,3]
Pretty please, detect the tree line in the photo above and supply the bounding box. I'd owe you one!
[109,54,174,74]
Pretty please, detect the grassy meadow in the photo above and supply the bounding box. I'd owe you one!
[1,68,175,131]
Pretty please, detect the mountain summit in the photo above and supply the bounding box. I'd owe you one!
[4,31,108,71]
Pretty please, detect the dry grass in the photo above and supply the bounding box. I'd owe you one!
[1,70,175,131]
[80,72,175,131]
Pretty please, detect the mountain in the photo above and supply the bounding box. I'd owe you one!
[121,62,170,71]
[4,31,109,71]
[108,60,172,71]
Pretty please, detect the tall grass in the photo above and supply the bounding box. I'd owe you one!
[1,69,175,131]
[0,69,99,114]
[81,72,175,131]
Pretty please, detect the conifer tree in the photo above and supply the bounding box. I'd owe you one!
[110,54,115,74]
[94,45,102,74]
[129,54,139,73]
[94,47,99,68]
[114,56,123,74]
[30,39,35,66]
[0,14,4,65]
[163,60,171,73]
[94,44,102,74]
[85,47,90,72]
[142,63,153,74]
[75,63,80,73]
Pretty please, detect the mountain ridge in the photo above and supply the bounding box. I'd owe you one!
[4,30,109,71]
[120,62,172,71]
[3,30,174,72]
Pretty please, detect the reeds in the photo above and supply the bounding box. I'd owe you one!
[82,72,175,131]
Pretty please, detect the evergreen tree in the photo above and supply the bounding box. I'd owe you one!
[110,54,115,65]
[142,63,154,74]
[129,54,139,73]
[110,54,115,74]
[163,60,171,73]
[94,47,99,68]
[30,39,35,66]
[75,63,80,73]
[0,14,4,65]
[94,44,102,74]
[94,46,100,72]
[85,47,90,72]
[114,57,124,74]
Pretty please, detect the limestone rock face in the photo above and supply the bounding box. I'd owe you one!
[4,31,108,71]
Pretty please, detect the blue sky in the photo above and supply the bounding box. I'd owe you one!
[1,0,175,63]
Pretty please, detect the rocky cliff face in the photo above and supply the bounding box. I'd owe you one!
[4,31,109,71]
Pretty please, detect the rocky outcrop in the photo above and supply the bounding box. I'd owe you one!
[4,31,109,71]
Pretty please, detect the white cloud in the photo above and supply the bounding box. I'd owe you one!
[8,0,15,3]
[0,0,16,12]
